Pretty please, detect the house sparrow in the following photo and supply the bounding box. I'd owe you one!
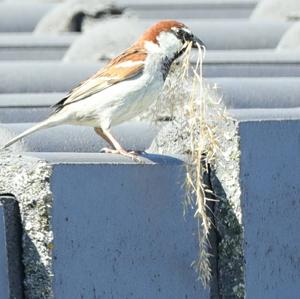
[2,20,204,160]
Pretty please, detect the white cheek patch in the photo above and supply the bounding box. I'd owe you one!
[144,41,160,53]
[156,31,183,58]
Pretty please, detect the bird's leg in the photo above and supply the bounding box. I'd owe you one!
[94,127,114,148]
[94,127,141,161]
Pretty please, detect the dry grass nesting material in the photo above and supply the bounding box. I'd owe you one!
[152,42,233,287]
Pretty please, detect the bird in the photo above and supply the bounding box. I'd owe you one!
[2,20,204,160]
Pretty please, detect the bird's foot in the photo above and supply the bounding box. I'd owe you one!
[100,147,143,162]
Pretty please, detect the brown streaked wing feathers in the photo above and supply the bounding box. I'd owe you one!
[52,47,147,113]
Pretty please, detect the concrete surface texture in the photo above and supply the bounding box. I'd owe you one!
[0,33,77,60]
[149,105,244,297]
[0,196,24,299]
[239,119,300,298]
[3,56,300,95]
[64,19,290,57]
[150,110,300,298]
[0,151,210,298]
[0,2,55,32]
[277,22,300,49]
[2,21,291,61]
[2,77,300,124]
[114,0,259,19]
[0,152,53,298]
[63,16,141,62]
[0,121,158,152]
[0,205,9,299]
[251,0,300,20]
[1,0,300,298]
[49,157,208,298]
[34,0,121,33]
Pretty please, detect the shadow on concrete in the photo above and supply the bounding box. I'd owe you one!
[209,170,245,299]
[1,194,52,299]
[0,194,25,299]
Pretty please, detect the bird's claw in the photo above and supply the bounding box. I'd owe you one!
[100,147,143,162]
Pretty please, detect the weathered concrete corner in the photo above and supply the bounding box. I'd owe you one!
[0,152,53,298]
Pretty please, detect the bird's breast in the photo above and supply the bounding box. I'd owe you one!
[110,71,164,126]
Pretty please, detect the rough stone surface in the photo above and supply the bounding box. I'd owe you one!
[0,152,53,299]
[149,115,244,298]
[34,0,121,33]
[251,0,300,21]
[210,121,244,298]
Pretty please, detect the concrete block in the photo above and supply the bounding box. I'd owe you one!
[64,19,289,62]
[0,61,99,93]
[0,93,63,123]
[114,0,258,19]
[49,157,207,298]
[2,53,300,94]
[0,196,24,299]
[251,0,300,21]
[34,0,121,34]
[0,33,77,61]
[169,20,289,50]
[0,205,9,299]
[238,118,300,298]
[149,107,300,297]
[63,17,143,62]
[277,23,300,50]
[0,2,55,32]
[0,1,259,33]
[0,152,209,298]
[215,77,300,109]
[0,121,158,152]
[1,78,300,124]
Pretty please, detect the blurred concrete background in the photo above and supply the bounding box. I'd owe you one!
[0,0,300,298]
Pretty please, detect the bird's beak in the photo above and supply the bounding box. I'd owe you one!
[191,35,206,50]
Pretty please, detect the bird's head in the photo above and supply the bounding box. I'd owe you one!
[137,20,205,60]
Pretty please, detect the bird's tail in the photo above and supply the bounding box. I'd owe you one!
[2,116,63,150]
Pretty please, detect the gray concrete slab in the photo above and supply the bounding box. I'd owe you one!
[0,205,9,299]
[0,61,99,93]
[118,0,257,19]
[0,121,158,152]
[0,20,290,55]
[238,119,300,298]
[48,159,208,298]
[0,93,63,123]
[1,78,300,123]
[154,20,289,50]
[0,151,209,298]
[2,54,300,93]
[215,77,300,109]
[63,20,289,63]
[0,33,77,61]
[0,2,55,32]
[0,197,24,299]
[0,0,258,34]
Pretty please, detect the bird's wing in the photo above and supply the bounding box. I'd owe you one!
[53,47,147,113]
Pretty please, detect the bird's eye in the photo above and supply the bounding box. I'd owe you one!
[174,28,192,43]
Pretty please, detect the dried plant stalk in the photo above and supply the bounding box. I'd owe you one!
[151,42,232,287]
